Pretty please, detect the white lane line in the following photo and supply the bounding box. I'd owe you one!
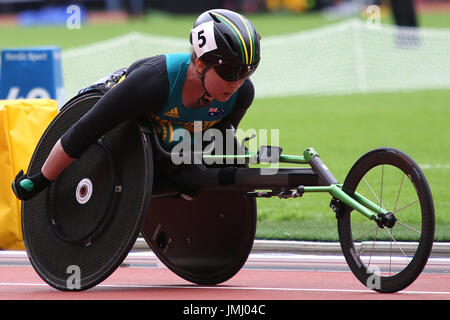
[0,282,449,296]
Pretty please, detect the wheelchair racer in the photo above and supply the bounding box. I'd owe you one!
[12,9,261,201]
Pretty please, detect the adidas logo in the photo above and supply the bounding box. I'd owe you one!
[164,107,179,118]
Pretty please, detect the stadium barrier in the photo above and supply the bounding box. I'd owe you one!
[0,99,58,250]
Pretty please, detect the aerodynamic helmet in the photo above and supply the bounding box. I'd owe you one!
[190,9,261,81]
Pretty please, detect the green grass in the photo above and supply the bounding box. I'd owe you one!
[240,90,450,241]
[1,10,449,241]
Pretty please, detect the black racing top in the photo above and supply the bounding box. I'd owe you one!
[60,54,255,159]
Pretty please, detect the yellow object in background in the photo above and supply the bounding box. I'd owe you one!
[0,99,58,250]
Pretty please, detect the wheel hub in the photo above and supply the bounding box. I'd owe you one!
[377,212,397,228]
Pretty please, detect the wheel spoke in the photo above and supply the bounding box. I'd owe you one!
[397,221,421,235]
[363,177,386,212]
[380,165,384,211]
[383,226,410,263]
[393,174,405,214]
[389,231,393,275]
[393,200,419,215]
[364,227,379,268]
[354,225,379,242]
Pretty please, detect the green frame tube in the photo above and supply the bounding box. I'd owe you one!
[203,146,386,222]
[300,185,383,221]
[279,154,308,164]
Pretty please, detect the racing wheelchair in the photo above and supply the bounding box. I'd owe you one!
[21,90,435,294]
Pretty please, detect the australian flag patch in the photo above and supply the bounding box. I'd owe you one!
[208,107,225,116]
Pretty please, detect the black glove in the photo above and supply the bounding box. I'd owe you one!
[12,170,52,201]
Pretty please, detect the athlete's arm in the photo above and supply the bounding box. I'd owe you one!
[44,56,169,177]
[41,139,76,180]
[60,57,168,159]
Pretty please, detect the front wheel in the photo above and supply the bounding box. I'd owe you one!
[337,148,435,293]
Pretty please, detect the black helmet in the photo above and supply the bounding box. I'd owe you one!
[190,9,261,81]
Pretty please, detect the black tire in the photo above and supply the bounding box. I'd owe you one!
[22,91,154,291]
[337,148,434,293]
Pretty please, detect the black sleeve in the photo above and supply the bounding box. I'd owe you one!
[222,78,254,129]
[61,56,169,158]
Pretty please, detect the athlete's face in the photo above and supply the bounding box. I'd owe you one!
[206,67,246,102]
[196,59,245,102]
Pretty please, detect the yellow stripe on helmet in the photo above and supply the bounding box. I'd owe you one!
[237,15,253,64]
[211,12,249,64]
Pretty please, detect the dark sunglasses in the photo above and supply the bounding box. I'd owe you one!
[212,62,259,82]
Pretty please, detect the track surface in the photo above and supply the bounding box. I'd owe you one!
[0,252,449,301]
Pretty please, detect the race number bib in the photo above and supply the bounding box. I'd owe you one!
[191,21,218,58]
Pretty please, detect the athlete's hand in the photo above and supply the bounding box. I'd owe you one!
[12,170,52,200]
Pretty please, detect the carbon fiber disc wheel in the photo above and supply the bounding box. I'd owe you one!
[142,187,256,285]
[21,92,154,291]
